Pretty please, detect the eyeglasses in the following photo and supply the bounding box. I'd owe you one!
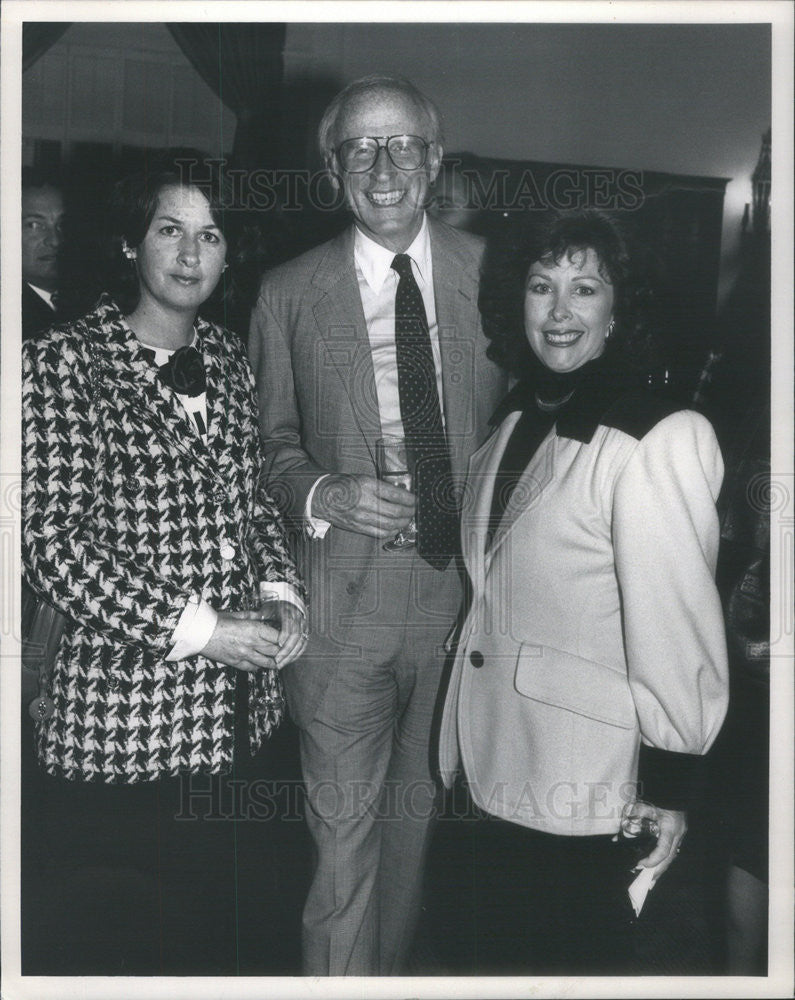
[334,135,430,173]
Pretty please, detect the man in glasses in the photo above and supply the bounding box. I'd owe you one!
[249,74,505,975]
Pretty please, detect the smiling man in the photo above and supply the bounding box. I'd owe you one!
[21,168,65,341]
[248,75,505,975]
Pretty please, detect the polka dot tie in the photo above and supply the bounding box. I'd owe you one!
[391,253,458,570]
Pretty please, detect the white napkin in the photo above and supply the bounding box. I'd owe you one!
[628,863,662,917]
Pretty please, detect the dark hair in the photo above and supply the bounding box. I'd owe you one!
[479,209,655,381]
[104,150,237,315]
[22,165,62,194]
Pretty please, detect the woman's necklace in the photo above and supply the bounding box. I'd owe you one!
[535,388,576,413]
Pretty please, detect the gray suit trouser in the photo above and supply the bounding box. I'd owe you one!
[298,547,458,975]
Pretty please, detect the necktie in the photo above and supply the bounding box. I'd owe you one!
[391,253,458,570]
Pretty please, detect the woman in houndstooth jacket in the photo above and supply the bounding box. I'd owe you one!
[21,155,307,975]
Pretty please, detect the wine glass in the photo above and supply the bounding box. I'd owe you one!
[375,436,417,551]
[617,799,660,861]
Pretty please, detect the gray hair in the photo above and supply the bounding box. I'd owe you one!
[317,74,444,163]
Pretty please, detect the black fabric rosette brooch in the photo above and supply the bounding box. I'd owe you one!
[156,346,206,397]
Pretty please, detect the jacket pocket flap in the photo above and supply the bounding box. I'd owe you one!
[514,644,637,729]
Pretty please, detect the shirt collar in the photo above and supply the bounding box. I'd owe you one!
[353,213,431,294]
[136,331,199,359]
[27,282,57,310]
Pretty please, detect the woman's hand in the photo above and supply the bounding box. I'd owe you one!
[270,600,309,668]
[620,798,688,880]
[203,599,308,672]
[202,611,282,672]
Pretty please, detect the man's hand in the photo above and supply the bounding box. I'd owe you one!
[621,799,688,880]
[312,473,415,537]
[202,611,281,672]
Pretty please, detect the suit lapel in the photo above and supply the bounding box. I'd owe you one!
[462,414,520,593]
[428,218,481,478]
[487,427,556,563]
[463,408,558,582]
[22,284,58,338]
[306,220,483,472]
[311,228,381,466]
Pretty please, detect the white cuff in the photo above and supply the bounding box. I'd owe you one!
[259,581,307,618]
[305,474,332,539]
[166,595,218,661]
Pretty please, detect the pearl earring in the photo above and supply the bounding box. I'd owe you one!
[122,243,136,260]
[606,319,615,340]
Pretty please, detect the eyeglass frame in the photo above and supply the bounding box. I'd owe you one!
[332,134,433,173]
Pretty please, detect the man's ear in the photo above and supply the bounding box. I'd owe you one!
[325,154,342,194]
[427,143,444,185]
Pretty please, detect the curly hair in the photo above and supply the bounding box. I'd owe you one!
[479,210,655,381]
[103,150,238,316]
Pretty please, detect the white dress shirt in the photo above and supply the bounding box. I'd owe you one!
[27,282,57,311]
[306,214,444,537]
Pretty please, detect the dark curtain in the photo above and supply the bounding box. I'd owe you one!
[23,23,72,71]
[167,23,286,172]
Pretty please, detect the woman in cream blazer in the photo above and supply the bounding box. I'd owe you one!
[436,211,728,973]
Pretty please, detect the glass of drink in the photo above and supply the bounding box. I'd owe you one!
[375,435,417,551]
[617,800,660,861]
[239,587,280,623]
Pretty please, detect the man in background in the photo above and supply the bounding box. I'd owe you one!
[22,167,65,340]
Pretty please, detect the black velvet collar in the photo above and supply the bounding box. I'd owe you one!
[490,356,645,444]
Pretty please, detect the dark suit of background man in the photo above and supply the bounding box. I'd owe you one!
[249,74,506,975]
[21,169,65,340]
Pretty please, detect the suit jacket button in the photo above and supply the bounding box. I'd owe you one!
[469,650,484,668]
[220,543,235,561]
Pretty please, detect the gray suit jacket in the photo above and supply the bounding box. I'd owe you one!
[249,218,506,727]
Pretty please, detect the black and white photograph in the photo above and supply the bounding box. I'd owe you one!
[1,2,792,998]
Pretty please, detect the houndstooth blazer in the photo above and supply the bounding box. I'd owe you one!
[22,295,306,783]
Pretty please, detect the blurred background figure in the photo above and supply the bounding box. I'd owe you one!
[21,167,65,340]
[697,150,771,974]
[713,397,770,975]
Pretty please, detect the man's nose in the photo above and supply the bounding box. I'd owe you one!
[370,144,395,177]
[44,224,63,249]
